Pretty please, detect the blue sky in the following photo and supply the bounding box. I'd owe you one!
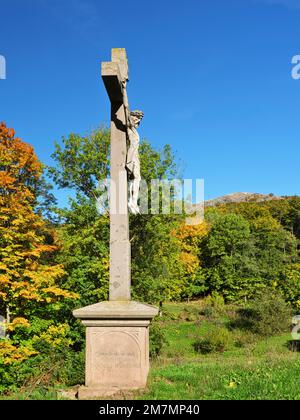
[1,0,300,204]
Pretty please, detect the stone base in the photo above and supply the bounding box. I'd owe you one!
[78,385,139,400]
[73,301,158,400]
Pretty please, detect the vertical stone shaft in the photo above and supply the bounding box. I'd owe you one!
[109,101,131,301]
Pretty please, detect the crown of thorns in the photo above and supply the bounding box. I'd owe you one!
[130,110,144,119]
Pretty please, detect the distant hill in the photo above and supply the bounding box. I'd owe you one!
[205,192,282,207]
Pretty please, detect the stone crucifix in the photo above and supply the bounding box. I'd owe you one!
[102,48,143,301]
[73,49,158,399]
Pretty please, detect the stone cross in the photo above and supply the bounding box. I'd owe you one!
[102,48,131,302]
[73,49,158,399]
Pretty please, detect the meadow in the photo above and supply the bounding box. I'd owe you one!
[1,299,299,401]
[139,302,300,400]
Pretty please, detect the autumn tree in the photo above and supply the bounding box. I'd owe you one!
[0,122,76,365]
[173,222,210,300]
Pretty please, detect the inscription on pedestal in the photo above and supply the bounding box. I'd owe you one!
[88,329,144,387]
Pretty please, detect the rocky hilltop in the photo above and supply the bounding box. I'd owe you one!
[205,192,282,207]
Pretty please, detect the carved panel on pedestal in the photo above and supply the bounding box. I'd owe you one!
[88,329,143,387]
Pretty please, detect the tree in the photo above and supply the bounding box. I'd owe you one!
[131,214,184,303]
[0,122,76,365]
[251,215,298,283]
[278,263,300,309]
[203,213,259,301]
[49,127,183,305]
[202,204,299,302]
[56,196,110,307]
[285,197,300,239]
[48,128,110,199]
[173,222,209,299]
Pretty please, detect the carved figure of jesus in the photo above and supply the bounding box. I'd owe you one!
[126,110,144,215]
[121,75,144,215]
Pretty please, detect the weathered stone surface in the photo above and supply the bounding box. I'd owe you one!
[292,315,300,325]
[73,301,158,399]
[74,48,157,399]
[73,300,158,320]
[78,386,132,399]
[108,79,130,301]
[85,325,148,389]
[101,62,123,103]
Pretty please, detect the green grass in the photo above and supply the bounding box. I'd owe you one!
[1,301,299,400]
[0,387,64,400]
[141,357,300,400]
[137,301,300,400]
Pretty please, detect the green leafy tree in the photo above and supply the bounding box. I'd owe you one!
[49,128,182,306]
[278,263,300,308]
[203,213,260,301]
[203,208,298,302]
[131,214,184,303]
[48,128,110,199]
[56,196,110,307]
[251,215,298,282]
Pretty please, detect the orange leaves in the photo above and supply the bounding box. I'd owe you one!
[16,289,40,301]
[7,128,15,139]
[0,274,10,285]
[0,123,79,365]
[18,244,58,259]
[0,122,42,199]
[0,172,16,189]
[43,286,79,300]
[0,123,77,323]
[175,223,209,244]
[0,122,15,140]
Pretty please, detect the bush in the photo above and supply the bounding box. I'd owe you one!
[150,322,167,358]
[160,309,180,321]
[232,329,256,348]
[194,327,233,354]
[201,306,215,318]
[232,291,292,337]
[179,306,201,321]
[200,293,225,319]
[0,346,85,396]
[203,293,225,309]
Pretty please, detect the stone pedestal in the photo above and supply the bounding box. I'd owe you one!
[73,301,158,399]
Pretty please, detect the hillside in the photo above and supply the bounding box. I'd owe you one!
[205,192,282,207]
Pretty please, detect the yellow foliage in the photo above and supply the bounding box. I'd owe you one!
[180,252,199,274]
[43,286,78,300]
[0,123,78,366]
[32,324,73,348]
[0,341,37,365]
[6,317,30,333]
[174,221,210,278]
